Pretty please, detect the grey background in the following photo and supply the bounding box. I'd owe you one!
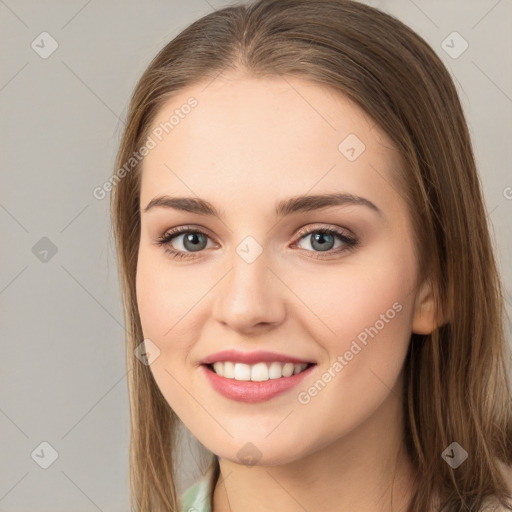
[1,0,511,510]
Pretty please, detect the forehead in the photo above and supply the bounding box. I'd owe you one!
[140,74,402,212]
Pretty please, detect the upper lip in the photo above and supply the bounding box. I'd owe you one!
[201,350,315,366]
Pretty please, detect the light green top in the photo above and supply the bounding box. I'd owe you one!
[179,464,217,512]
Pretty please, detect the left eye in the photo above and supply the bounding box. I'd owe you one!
[155,225,358,260]
[295,228,354,253]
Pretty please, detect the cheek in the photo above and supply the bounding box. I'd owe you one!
[135,246,201,343]
[136,252,168,341]
[288,245,417,347]
[289,244,417,426]
[287,243,417,409]
[135,250,204,425]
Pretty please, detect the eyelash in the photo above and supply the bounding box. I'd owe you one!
[154,224,359,261]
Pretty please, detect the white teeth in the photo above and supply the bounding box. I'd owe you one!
[234,363,251,381]
[223,361,234,378]
[210,361,309,381]
[212,362,224,377]
[282,362,294,377]
[268,362,283,379]
[251,362,268,381]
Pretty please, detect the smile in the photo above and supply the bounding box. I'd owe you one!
[201,362,316,403]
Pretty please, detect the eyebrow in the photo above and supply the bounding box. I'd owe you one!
[142,192,382,218]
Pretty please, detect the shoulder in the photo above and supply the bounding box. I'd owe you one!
[179,464,216,512]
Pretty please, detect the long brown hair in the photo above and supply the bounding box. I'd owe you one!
[110,1,512,510]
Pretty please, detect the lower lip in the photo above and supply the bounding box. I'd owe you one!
[201,364,315,403]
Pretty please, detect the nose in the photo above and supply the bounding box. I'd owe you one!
[211,247,286,335]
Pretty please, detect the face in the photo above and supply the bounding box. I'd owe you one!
[136,74,428,466]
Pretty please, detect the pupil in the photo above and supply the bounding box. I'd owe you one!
[184,233,206,251]
[312,233,334,251]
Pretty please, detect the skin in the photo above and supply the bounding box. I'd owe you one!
[136,73,440,512]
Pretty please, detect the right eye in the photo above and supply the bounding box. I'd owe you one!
[155,226,215,260]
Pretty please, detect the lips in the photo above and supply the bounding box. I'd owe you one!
[200,349,317,403]
[201,363,315,403]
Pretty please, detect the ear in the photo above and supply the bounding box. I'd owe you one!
[412,277,445,334]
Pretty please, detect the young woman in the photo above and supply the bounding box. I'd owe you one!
[110,1,512,510]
